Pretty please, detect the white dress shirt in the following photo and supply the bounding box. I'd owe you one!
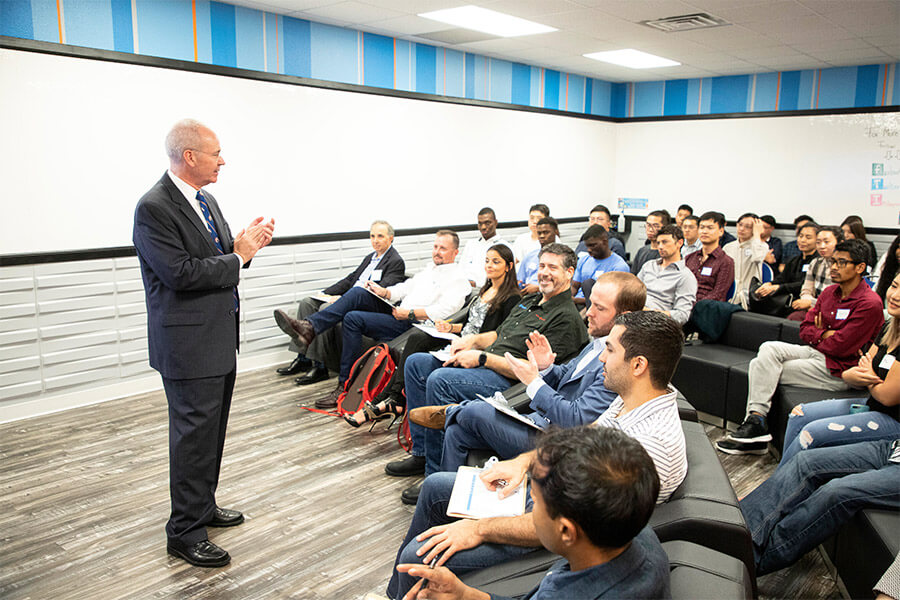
[386,262,471,321]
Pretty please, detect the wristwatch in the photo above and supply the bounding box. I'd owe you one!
[478,352,488,367]
[408,309,416,321]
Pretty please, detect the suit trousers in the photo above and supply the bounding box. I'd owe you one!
[441,401,539,472]
[162,368,236,545]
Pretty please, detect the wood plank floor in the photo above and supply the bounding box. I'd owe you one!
[1,367,840,599]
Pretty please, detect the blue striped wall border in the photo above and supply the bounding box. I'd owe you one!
[1,0,897,118]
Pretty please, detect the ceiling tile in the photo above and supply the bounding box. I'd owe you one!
[456,38,533,54]
[790,38,875,53]
[677,24,779,50]
[748,15,854,44]
[480,0,586,18]
[796,0,897,14]
[684,0,774,10]
[538,30,611,54]
[360,0,466,12]
[810,48,891,62]
[301,1,404,23]
[503,47,571,62]
[364,15,456,36]
[731,46,805,60]
[232,0,335,12]
[822,5,900,35]
[825,55,893,67]
[711,0,817,23]
[589,0,705,22]
[753,56,830,69]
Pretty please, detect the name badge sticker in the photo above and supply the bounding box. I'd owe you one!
[802,264,810,272]
[880,354,896,370]
[371,270,383,281]
[701,267,713,276]
[835,308,850,320]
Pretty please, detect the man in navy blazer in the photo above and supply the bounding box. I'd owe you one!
[133,119,274,568]
[273,220,405,385]
[431,271,647,472]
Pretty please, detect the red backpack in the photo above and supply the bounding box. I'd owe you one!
[335,343,396,416]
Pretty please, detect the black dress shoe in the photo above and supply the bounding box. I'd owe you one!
[401,483,422,506]
[385,455,426,477]
[167,539,231,567]
[209,506,244,527]
[276,355,311,376]
[314,382,343,409]
[295,366,329,386]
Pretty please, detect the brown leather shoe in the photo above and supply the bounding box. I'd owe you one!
[409,404,457,430]
[273,309,316,346]
[314,382,343,409]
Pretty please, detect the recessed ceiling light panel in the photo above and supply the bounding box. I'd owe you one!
[583,49,681,69]
[418,5,557,38]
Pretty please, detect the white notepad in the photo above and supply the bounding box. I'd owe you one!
[414,323,460,341]
[447,466,526,520]
[478,392,546,431]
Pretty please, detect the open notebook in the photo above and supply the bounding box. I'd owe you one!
[447,465,527,520]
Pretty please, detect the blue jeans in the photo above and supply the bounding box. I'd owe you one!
[780,398,900,465]
[741,439,900,575]
[404,353,513,475]
[305,287,410,382]
[441,400,539,472]
[385,472,540,599]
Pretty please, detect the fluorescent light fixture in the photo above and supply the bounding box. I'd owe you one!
[418,5,557,38]
[583,49,680,69]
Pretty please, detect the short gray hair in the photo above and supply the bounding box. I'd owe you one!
[165,118,208,164]
[371,220,394,237]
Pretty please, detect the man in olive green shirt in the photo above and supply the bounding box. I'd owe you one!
[385,243,589,503]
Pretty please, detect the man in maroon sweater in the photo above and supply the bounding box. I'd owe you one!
[717,239,883,455]
[685,211,735,301]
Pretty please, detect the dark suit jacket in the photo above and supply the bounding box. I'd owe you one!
[133,172,244,380]
[323,245,405,296]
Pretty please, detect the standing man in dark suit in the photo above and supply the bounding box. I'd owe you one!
[133,119,274,567]
[272,220,405,385]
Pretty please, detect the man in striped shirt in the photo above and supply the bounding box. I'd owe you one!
[385,311,688,600]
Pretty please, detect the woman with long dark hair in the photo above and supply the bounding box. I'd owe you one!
[841,215,878,269]
[344,244,520,428]
[875,234,900,302]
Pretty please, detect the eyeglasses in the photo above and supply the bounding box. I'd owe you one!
[833,258,859,268]
[645,222,661,230]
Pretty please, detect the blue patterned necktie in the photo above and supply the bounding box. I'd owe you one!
[196,190,239,311]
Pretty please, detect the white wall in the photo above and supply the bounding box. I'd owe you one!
[0,49,617,255]
[614,113,900,225]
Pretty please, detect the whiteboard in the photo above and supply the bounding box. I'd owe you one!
[0,48,617,255]
[614,112,900,226]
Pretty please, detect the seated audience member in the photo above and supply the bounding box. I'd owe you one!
[575,204,626,260]
[718,212,737,247]
[630,210,670,275]
[740,438,900,576]
[344,244,520,428]
[788,225,843,320]
[276,230,471,409]
[394,426,671,600]
[675,203,693,226]
[876,552,900,600]
[717,240,885,454]
[459,207,508,287]
[513,204,550,263]
[385,311,687,600]
[386,243,588,501]
[875,234,900,301]
[751,222,819,317]
[685,211,735,302]
[273,220,405,384]
[426,271,646,472]
[572,226,630,304]
[842,214,878,269]
[781,214,816,265]
[517,217,559,294]
[637,224,697,325]
[724,213,769,309]
[680,214,702,257]
[760,214,783,267]
[777,272,899,464]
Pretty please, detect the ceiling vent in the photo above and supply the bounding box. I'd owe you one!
[640,13,730,33]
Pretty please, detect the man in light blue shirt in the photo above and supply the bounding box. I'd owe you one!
[518,217,559,294]
[573,226,630,304]
[680,214,702,257]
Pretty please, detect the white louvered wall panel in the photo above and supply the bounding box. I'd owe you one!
[0,224,597,413]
